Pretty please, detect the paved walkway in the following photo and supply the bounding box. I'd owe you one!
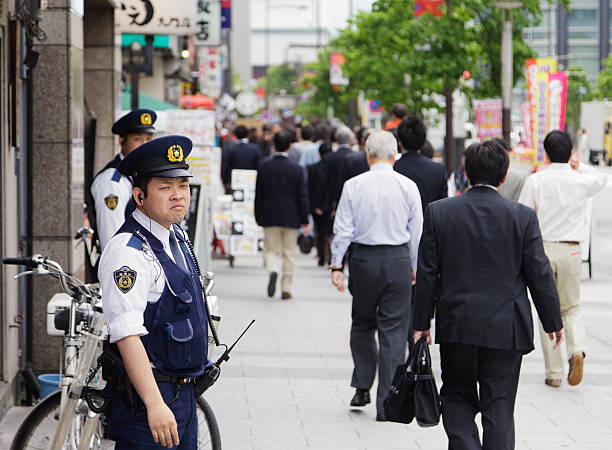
[2,173,612,449]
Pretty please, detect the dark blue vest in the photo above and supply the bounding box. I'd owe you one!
[116,215,209,378]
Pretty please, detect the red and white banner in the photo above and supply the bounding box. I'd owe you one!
[473,99,502,140]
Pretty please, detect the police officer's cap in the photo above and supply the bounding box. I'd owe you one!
[118,135,193,178]
[111,109,157,136]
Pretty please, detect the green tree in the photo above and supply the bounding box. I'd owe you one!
[300,0,565,120]
[566,66,593,134]
[257,64,298,96]
[597,54,612,100]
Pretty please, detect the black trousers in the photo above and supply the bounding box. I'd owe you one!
[439,343,523,450]
[348,244,412,416]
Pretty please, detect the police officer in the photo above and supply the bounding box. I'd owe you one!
[91,109,157,250]
[99,135,210,449]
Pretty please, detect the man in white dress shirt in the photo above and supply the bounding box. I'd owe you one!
[519,130,607,388]
[330,130,423,421]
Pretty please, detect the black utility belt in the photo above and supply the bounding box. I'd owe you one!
[352,242,409,250]
[152,369,195,385]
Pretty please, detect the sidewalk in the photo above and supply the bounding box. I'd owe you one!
[202,248,612,450]
[2,178,612,449]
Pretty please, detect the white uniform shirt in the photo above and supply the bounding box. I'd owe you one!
[518,162,606,242]
[99,209,188,344]
[91,154,133,250]
[331,162,423,270]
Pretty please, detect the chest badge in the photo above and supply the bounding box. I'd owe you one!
[104,195,119,210]
[114,266,137,293]
[167,144,184,163]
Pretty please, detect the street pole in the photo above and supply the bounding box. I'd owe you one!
[444,0,455,175]
[501,9,512,145]
[494,2,522,146]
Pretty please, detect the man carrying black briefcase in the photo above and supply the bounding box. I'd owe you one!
[412,140,564,450]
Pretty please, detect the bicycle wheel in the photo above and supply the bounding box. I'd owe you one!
[196,397,221,450]
[11,390,108,450]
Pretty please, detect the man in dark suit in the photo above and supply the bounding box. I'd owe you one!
[413,140,564,450]
[222,125,261,190]
[255,129,310,300]
[394,115,447,213]
[324,126,355,210]
[308,141,333,266]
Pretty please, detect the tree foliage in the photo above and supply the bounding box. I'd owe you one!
[258,64,298,96]
[597,54,612,100]
[566,66,593,134]
[300,0,564,119]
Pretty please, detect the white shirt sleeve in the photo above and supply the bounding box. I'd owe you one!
[576,162,608,195]
[99,235,150,343]
[406,184,423,271]
[330,183,355,268]
[91,170,133,250]
[517,175,537,210]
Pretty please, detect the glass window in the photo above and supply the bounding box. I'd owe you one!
[568,43,599,57]
[568,8,597,28]
[567,57,599,78]
[569,30,598,39]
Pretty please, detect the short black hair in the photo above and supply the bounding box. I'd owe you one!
[421,140,434,159]
[391,103,408,119]
[465,140,509,187]
[273,129,293,152]
[133,176,153,198]
[301,125,313,141]
[319,140,332,157]
[286,126,298,143]
[397,115,427,152]
[494,137,510,152]
[313,123,331,141]
[544,130,572,163]
[234,125,248,139]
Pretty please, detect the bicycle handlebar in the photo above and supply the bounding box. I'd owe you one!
[3,256,44,267]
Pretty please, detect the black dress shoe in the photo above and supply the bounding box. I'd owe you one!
[350,389,370,407]
[376,414,388,422]
[267,272,278,297]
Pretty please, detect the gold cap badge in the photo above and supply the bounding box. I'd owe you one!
[167,144,184,163]
[140,113,152,125]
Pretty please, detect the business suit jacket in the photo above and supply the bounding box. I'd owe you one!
[255,154,309,228]
[325,145,353,209]
[346,151,369,180]
[394,151,447,213]
[222,141,262,186]
[307,156,331,215]
[414,186,563,354]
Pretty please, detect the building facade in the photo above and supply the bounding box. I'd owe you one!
[0,0,120,418]
[523,0,611,80]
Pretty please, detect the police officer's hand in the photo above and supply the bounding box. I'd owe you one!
[147,401,179,448]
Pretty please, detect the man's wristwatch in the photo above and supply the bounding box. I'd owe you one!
[329,265,343,272]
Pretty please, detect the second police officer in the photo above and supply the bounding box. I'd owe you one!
[99,135,210,449]
[91,109,157,250]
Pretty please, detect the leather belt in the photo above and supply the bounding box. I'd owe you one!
[152,369,194,385]
[546,241,580,246]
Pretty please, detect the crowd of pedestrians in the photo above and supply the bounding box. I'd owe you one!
[219,106,605,449]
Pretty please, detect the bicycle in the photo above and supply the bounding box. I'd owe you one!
[4,249,222,450]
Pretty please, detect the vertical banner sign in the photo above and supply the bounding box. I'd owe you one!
[330,52,349,86]
[547,72,568,132]
[534,72,550,163]
[199,47,222,98]
[525,57,557,151]
[472,99,503,140]
[520,102,533,148]
[195,0,221,46]
[221,0,231,29]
